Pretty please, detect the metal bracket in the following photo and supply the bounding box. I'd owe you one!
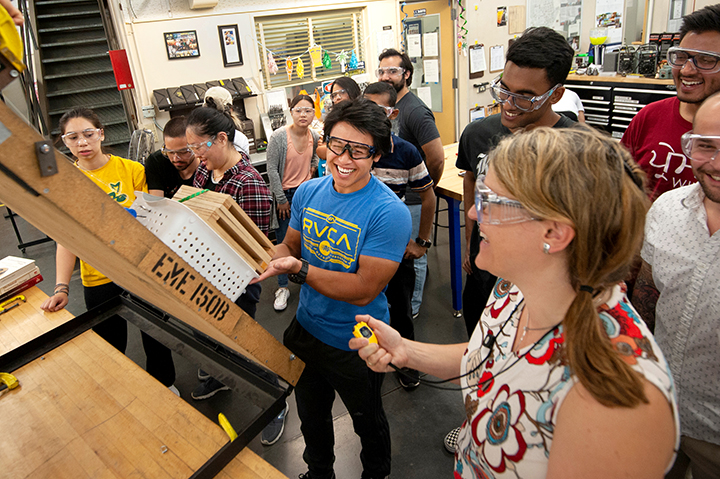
[473,82,489,93]
[35,140,57,177]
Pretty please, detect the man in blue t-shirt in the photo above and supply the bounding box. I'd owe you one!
[363,81,435,390]
[254,98,411,479]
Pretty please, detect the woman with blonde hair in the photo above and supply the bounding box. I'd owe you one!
[351,126,679,478]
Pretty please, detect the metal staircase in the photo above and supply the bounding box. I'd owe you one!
[33,0,132,156]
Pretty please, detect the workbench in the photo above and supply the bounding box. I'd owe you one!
[0,287,288,479]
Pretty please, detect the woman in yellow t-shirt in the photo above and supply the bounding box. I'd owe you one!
[40,107,176,389]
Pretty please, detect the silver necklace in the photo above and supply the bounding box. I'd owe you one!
[518,309,554,344]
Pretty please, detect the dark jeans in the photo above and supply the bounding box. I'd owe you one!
[275,187,297,288]
[284,318,391,479]
[462,261,498,339]
[84,282,176,386]
[385,256,415,341]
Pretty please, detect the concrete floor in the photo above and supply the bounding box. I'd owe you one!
[1,204,468,478]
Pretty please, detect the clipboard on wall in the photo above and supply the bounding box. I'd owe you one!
[469,44,485,79]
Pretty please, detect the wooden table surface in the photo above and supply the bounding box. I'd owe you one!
[0,287,287,479]
[435,143,462,202]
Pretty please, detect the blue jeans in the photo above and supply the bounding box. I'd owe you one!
[275,187,297,288]
[407,204,426,315]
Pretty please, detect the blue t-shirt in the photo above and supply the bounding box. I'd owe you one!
[289,174,412,350]
[372,133,434,199]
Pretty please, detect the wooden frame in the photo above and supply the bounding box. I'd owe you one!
[164,30,200,60]
[218,24,243,67]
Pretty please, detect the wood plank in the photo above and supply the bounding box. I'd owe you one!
[0,102,302,386]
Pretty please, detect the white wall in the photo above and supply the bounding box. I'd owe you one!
[113,0,399,141]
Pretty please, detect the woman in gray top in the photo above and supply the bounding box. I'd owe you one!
[266,94,319,310]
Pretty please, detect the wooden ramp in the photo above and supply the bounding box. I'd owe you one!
[0,101,303,386]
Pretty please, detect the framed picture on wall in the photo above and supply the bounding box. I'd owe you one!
[218,24,243,67]
[164,31,200,60]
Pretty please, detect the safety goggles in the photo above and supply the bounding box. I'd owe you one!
[61,128,102,145]
[475,176,536,225]
[161,146,194,159]
[325,135,376,160]
[490,76,561,112]
[375,67,406,77]
[681,132,720,162]
[330,89,348,101]
[667,47,720,74]
[187,135,216,156]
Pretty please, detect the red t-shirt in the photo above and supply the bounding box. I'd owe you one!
[621,97,696,201]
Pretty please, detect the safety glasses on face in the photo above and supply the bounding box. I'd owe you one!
[187,135,216,156]
[489,76,561,112]
[667,47,720,74]
[475,176,536,225]
[375,67,405,78]
[681,132,720,162]
[161,146,194,159]
[325,136,377,160]
[376,104,395,118]
[330,89,348,101]
[292,106,314,115]
[61,128,102,145]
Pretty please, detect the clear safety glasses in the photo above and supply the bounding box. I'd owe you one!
[475,176,537,225]
[681,132,720,162]
[667,47,720,74]
[61,128,102,145]
[489,76,561,112]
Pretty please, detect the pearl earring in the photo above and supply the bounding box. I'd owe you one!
[543,243,551,254]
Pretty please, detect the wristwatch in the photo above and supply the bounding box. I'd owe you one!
[288,258,309,285]
[415,237,432,249]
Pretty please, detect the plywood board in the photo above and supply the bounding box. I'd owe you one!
[0,102,302,386]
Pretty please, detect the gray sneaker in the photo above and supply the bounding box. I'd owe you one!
[261,401,289,445]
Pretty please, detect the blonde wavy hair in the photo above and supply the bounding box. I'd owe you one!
[490,125,650,407]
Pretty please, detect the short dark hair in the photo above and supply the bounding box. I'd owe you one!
[163,116,187,139]
[363,81,397,107]
[680,4,720,40]
[186,106,235,143]
[378,48,413,87]
[332,76,362,100]
[58,107,103,134]
[290,94,315,109]
[323,98,392,156]
[505,27,574,86]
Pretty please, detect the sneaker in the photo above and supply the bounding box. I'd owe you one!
[168,384,180,397]
[298,473,336,479]
[197,368,210,381]
[274,287,290,311]
[261,401,289,445]
[398,368,420,390]
[412,311,420,319]
[191,377,230,400]
[444,427,461,453]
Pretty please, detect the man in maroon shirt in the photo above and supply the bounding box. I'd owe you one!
[622,4,720,200]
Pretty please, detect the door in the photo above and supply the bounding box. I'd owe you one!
[403,1,456,145]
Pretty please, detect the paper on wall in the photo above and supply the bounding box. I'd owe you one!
[423,32,439,57]
[407,34,422,57]
[470,46,486,74]
[490,45,505,71]
[417,86,432,108]
[376,29,395,56]
[423,59,439,83]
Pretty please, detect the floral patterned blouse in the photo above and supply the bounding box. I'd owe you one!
[454,280,679,479]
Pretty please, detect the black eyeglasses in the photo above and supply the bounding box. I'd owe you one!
[325,136,377,160]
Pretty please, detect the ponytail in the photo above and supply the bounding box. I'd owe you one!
[205,96,243,131]
[186,106,236,143]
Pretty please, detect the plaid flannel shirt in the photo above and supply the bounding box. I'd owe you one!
[194,154,271,235]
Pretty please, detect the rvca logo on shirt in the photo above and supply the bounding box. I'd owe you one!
[302,208,361,269]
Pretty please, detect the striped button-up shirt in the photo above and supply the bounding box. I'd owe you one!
[641,183,720,445]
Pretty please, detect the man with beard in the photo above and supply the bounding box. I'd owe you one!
[444,26,575,453]
[146,116,199,198]
[622,4,720,201]
[633,92,720,479]
[377,48,444,333]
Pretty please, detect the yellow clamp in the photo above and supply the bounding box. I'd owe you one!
[0,295,26,309]
[218,413,238,442]
[0,372,19,391]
